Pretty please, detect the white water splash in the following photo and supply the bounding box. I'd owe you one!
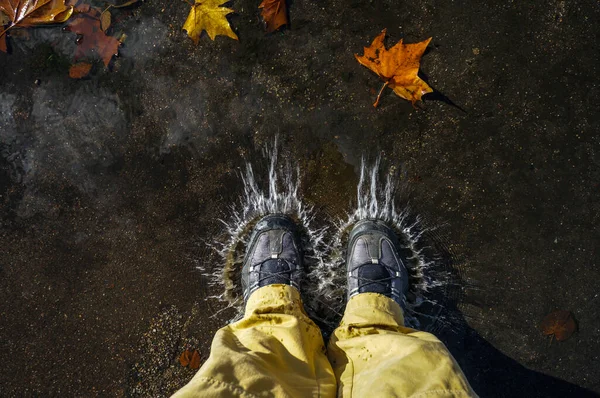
[202,149,461,332]
[200,144,327,321]
[311,157,460,332]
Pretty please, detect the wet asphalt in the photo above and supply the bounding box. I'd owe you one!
[1,0,599,396]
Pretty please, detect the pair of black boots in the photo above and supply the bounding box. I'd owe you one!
[241,214,408,307]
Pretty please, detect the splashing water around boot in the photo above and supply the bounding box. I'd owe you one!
[310,157,462,332]
[202,145,328,321]
[204,148,462,333]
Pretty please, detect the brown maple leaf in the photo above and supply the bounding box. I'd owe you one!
[541,310,577,342]
[259,0,287,33]
[355,29,433,107]
[0,0,73,52]
[66,6,120,67]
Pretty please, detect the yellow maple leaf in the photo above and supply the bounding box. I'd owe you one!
[183,0,238,43]
[355,29,433,107]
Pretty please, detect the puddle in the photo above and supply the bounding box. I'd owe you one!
[203,146,464,334]
[315,157,464,332]
[201,142,328,322]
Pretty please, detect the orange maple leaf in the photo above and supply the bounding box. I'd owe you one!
[355,29,433,107]
[259,0,287,33]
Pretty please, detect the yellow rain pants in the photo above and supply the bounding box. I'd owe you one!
[173,285,477,398]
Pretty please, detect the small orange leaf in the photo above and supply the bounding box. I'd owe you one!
[179,350,192,367]
[69,62,92,78]
[355,29,433,107]
[259,0,287,33]
[189,350,201,369]
[541,310,576,342]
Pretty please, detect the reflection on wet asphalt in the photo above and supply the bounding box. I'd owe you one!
[1,0,599,396]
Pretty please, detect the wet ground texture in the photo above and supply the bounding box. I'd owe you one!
[1,0,600,396]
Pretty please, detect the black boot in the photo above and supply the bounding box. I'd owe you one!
[346,219,409,308]
[241,214,303,302]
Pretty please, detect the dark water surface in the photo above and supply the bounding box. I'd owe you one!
[1,0,599,396]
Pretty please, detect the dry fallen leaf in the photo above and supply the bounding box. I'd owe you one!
[100,10,111,32]
[179,349,201,369]
[259,0,287,33]
[66,7,120,66]
[179,350,192,367]
[189,350,201,369]
[183,0,238,43]
[541,310,577,342]
[0,0,73,52]
[69,61,92,78]
[355,29,433,107]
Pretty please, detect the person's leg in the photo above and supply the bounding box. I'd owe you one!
[173,215,336,398]
[327,219,476,397]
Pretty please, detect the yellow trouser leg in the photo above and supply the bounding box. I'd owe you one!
[172,284,337,398]
[327,293,477,398]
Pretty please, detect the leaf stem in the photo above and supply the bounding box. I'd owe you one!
[373,80,389,108]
